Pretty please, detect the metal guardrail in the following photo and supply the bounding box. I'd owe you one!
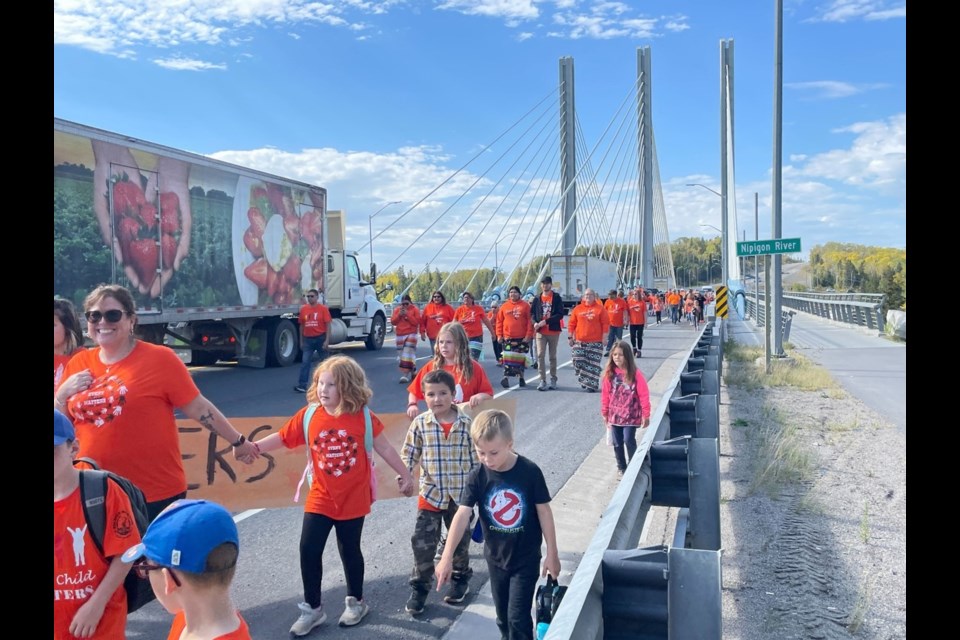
[744,291,885,333]
[545,323,724,640]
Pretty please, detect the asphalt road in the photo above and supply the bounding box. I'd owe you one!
[125,320,704,639]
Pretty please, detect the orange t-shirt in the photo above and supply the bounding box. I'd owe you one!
[495,300,533,340]
[61,342,199,502]
[604,298,628,328]
[299,303,332,338]
[568,301,609,342]
[667,292,682,306]
[166,610,252,640]
[454,304,488,339]
[392,304,421,336]
[420,303,456,340]
[54,481,141,640]
[54,353,71,394]
[627,296,647,325]
[280,405,385,519]
[407,360,494,403]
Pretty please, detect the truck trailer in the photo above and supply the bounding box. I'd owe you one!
[54,118,388,367]
[547,254,621,308]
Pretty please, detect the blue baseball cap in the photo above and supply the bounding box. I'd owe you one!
[122,499,239,573]
[54,409,75,446]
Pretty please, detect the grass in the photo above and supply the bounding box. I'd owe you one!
[826,417,861,432]
[748,405,815,497]
[796,490,826,515]
[859,503,870,543]
[847,573,875,634]
[732,418,749,427]
[723,339,841,393]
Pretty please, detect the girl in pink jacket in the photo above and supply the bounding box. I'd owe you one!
[600,340,652,477]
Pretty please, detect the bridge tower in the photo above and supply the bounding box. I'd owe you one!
[637,47,655,288]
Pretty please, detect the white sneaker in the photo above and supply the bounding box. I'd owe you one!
[290,602,326,636]
[399,375,410,383]
[339,596,369,627]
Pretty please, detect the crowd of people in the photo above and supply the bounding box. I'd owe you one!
[53,276,717,639]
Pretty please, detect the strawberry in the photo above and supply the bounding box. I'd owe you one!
[247,207,266,237]
[266,265,280,299]
[300,210,323,249]
[117,217,141,261]
[283,213,300,245]
[159,192,180,233]
[138,202,158,232]
[266,183,286,218]
[244,258,270,290]
[128,239,158,289]
[282,255,302,284]
[274,277,292,304]
[161,234,177,269]
[243,228,263,258]
[113,180,145,218]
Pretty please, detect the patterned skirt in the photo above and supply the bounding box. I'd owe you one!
[396,333,418,371]
[572,341,603,390]
[468,336,484,362]
[501,338,529,377]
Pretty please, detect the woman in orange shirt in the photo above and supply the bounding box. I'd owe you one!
[454,291,494,361]
[420,291,456,352]
[54,297,84,393]
[567,288,609,392]
[392,294,422,383]
[55,284,259,521]
[494,286,534,389]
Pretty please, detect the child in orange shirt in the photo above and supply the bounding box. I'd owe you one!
[252,356,415,636]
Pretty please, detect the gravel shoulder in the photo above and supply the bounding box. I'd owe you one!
[718,357,907,639]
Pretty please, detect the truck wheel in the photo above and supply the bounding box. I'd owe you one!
[266,319,299,367]
[365,314,386,351]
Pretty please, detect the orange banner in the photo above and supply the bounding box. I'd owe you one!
[180,398,517,511]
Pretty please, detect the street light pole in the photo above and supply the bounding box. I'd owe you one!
[368,201,402,274]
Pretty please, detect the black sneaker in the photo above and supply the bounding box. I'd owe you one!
[444,582,470,605]
[294,386,307,393]
[434,533,447,561]
[518,377,526,387]
[500,376,510,388]
[405,590,427,615]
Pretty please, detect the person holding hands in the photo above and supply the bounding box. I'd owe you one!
[436,409,560,640]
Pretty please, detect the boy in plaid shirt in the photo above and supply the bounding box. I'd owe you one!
[402,369,478,615]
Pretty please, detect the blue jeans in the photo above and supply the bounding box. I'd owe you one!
[605,326,623,352]
[488,559,540,640]
[298,334,327,388]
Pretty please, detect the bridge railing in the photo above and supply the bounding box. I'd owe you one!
[743,291,885,333]
[545,322,724,639]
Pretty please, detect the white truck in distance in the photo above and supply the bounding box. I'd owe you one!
[547,255,621,309]
[54,118,388,367]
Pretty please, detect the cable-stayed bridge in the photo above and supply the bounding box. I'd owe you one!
[358,48,743,303]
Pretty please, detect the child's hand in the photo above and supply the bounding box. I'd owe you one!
[435,556,453,591]
[541,552,561,580]
[642,416,650,428]
[397,472,415,497]
[406,404,419,419]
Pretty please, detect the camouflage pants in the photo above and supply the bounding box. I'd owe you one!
[410,503,473,591]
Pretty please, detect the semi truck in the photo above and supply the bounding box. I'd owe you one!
[54,118,388,367]
[547,254,621,308]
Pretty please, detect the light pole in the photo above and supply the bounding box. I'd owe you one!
[368,201,402,274]
[688,183,727,290]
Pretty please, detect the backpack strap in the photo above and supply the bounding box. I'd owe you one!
[78,469,108,556]
[294,403,320,503]
[363,406,373,455]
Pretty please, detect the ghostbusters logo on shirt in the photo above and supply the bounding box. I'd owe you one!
[313,429,360,477]
[67,374,127,427]
[486,488,524,529]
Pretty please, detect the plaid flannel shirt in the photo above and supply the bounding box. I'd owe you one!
[402,406,478,510]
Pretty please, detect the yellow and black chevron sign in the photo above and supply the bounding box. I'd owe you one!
[715,285,728,318]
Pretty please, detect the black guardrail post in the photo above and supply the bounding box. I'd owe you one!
[649,436,720,551]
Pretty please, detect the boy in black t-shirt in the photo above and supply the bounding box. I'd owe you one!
[436,409,560,640]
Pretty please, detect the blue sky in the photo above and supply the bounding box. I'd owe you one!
[54,0,906,275]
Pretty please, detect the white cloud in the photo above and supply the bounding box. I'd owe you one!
[153,56,227,71]
[436,0,541,20]
[786,80,889,100]
[811,1,906,23]
[516,31,534,41]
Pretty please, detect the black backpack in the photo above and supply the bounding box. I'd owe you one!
[535,574,568,625]
[75,458,155,613]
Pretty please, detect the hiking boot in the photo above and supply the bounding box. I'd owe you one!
[549,378,557,390]
[290,602,326,636]
[338,596,369,627]
[444,581,471,605]
[294,386,307,393]
[405,589,427,615]
[532,362,538,369]
[399,375,410,383]
[434,533,447,560]
[518,377,526,387]
[500,376,510,388]
[537,380,548,391]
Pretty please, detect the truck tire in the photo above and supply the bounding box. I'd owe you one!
[365,313,386,351]
[266,319,299,367]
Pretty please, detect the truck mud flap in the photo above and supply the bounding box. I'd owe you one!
[237,328,268,368]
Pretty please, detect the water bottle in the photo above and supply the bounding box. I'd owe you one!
[536,622,550,640]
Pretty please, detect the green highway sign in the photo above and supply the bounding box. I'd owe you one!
[736,237,802,256]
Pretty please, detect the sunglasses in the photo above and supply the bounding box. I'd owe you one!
[306,295,317,299]
[133,560,182,587]
[85,309,126,323]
